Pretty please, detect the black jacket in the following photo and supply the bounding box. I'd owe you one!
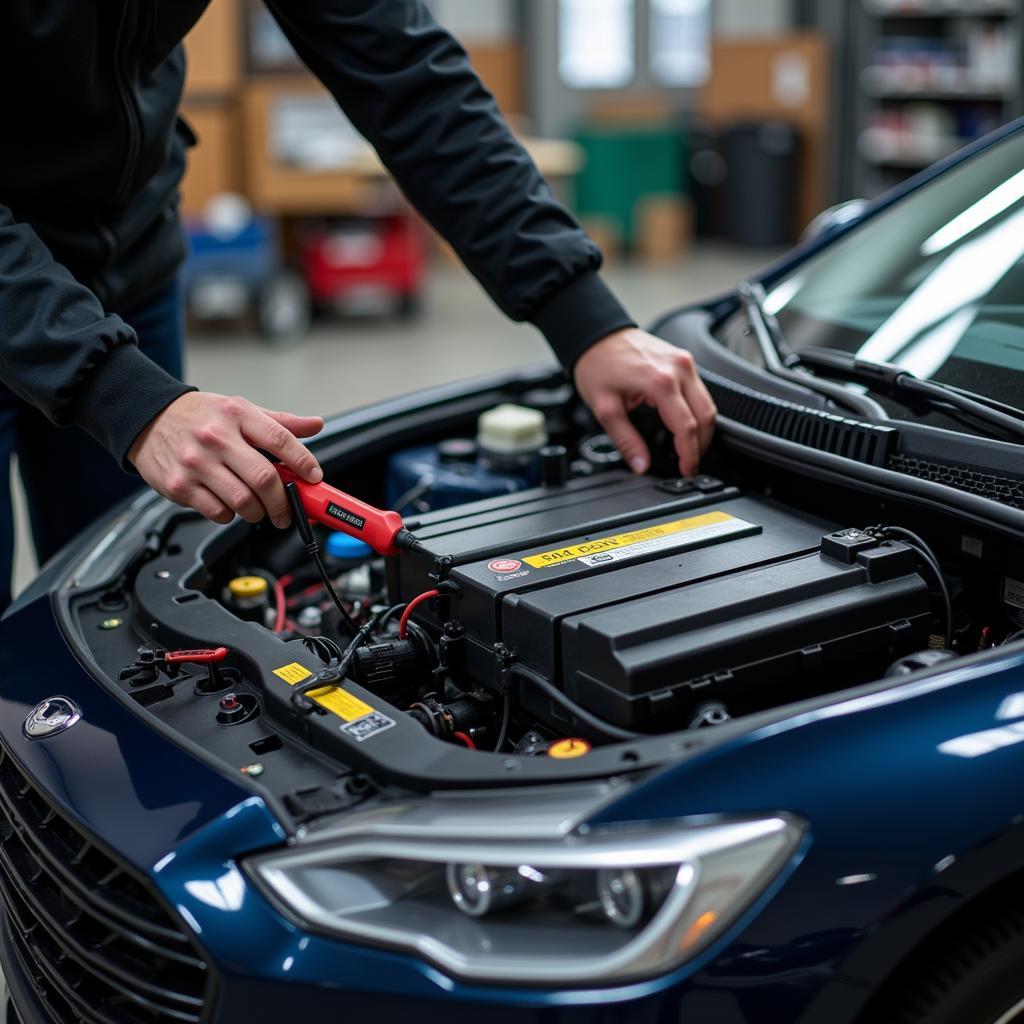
[0,1,633,467]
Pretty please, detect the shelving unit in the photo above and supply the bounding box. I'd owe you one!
[850,0,1022,198]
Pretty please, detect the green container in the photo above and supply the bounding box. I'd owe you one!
[572,123,686,248]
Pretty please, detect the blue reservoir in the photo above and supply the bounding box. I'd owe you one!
[385,438,537,515]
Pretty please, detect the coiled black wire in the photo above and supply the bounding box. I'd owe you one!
[493,691,512,752]
[873,525,953,650]
[508,663,640,742]
[292,604,407,711]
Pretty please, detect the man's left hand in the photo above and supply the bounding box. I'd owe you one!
[573,328,717,477]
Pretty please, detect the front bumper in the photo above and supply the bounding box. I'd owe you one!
[0,582,850,1024]
[19,520,1019,1024]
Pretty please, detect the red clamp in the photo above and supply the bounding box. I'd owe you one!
[120,646,230,686]
[164,647,228,666]
[276,465,410,556]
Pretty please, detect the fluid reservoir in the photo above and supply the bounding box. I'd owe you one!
[223,575,270,623]
[385,404,546,516]
[325,532,373,568]
[325,532,378,598]
[476,404,547,470]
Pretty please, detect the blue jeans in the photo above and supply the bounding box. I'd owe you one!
[0,278,184,611]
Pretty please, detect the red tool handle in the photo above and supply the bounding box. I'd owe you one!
[276,466,407,556]
[164,647,229,665]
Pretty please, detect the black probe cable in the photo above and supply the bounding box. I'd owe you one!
[875,526,953,650]
[285,482,360,638]
[292,596,427,710]
[493,691,512,752]
[292,606,393,710]
[508,663,640,743]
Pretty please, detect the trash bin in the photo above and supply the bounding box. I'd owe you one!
[721,121,800,247]
[685,121,727,239]
[574,124,685,249]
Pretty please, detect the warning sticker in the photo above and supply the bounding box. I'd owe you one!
[1004,577,1024,611]
[341,711,397,742]
[306,686,374,721]
[273,662,313,684]
[274,662,377,723]
[522,511,757,569]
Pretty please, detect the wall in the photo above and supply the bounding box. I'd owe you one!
[715,0,793,37]
[524,0,797,139]
[432,0,517,41]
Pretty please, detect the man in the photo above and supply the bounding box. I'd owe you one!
[0,1,715,611]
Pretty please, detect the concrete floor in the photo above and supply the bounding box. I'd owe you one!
[10,243,776,594]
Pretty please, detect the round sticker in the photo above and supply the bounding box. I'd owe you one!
[547,738,592,760]
[488,558,522,574]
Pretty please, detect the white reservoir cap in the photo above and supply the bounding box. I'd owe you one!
[477,404,547,456]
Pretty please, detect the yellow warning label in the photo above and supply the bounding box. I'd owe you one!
[274,662,375,722]
[304,686,374,722]
[273,662,313,684]
[523,511,741,568]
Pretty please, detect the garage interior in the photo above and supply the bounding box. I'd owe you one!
[15,0,1021,592]
[4,1,1024,1018]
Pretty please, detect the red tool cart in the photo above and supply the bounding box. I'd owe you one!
[299,213,427,318]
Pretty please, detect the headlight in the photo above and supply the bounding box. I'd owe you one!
[247,815,804,985]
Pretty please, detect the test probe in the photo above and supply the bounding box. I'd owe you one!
[274,465,452,662]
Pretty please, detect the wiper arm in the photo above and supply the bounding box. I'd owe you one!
[736,280,885,418]
[797,346,1024,444]
[736,280,802,369]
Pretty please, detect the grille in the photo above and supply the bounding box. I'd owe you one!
[889,453,1024,510]
[0,743,211,1024]
[704,369,898,467]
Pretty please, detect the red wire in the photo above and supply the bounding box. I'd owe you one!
[398,588,439,638]
[453,731,477,750]
[273,577,287,633]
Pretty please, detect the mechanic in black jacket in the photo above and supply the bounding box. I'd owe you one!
[0,1,715,610]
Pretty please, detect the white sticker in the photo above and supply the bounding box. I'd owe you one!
[1004,577,1024,611]
[962,535,983,558]
[341,711,396,742]
[576,515,756,567]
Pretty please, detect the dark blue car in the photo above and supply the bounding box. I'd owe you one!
[6,121,1024,1024]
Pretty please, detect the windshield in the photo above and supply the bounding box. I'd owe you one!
[761,128,1024,412]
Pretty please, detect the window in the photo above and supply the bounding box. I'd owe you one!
[729,131,1024,412]
[649,0,710,87]
[558,0,635,89]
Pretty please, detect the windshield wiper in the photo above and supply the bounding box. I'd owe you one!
[737,279,1024,444]
[736,280,802,369]
[795,346,1024,444]
[736,280,885,418]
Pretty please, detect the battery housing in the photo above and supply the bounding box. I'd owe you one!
[391,472,932,729]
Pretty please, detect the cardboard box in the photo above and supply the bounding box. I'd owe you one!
[467,42,523,115]
[579,215,622,266]
[184,0,243,98]
[635,195,692,265]
[178,101,242,217]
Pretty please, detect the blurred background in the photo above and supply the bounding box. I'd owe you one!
[11,0,1023,587]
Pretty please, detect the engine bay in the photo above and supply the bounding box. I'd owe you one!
[62,371,1024,826]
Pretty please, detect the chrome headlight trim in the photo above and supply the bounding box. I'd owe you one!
[248,814,805,986]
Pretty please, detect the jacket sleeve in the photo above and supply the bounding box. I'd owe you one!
[265,0,636,370]
[0,205,192,467]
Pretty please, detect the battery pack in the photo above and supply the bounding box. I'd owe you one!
[391,472,931,729]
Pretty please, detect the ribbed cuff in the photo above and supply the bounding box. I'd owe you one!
[71,343,196,470]
[529,271,636,371]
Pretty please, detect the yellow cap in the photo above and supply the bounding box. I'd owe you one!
[547,737,592,760]
[228,575,268,599]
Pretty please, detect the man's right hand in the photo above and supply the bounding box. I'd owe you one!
[127,392,324,527]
